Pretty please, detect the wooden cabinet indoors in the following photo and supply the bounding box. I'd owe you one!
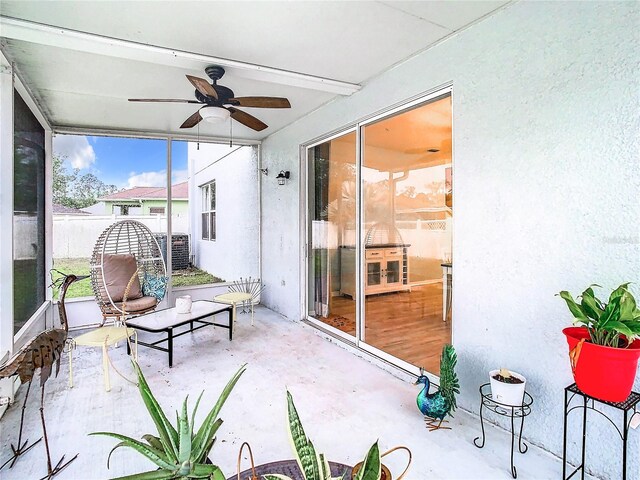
[339,245,410,298]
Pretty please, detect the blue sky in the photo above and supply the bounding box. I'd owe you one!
[52,134,188,189]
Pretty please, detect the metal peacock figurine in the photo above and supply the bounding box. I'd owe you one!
[414,344,460,431]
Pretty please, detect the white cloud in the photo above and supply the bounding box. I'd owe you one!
[53,135,96,169]
[127,170,166,188]
[172,169,188,184]
[126,169,189,189]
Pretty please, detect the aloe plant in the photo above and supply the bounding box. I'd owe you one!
[558,283,640,348]
[263,391,381,480]
[91,362,246,479]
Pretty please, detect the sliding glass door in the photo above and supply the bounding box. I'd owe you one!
[361,94,452,373]
[306,89,452,375]
[307,130,357,339]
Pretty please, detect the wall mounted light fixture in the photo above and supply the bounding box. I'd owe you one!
[276,170,290,185]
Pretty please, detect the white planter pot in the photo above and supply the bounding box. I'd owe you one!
[175,295,192,314]
[489,370,526,406]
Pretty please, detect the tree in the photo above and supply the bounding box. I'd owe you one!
[52,155,77,206]
[399,185,416,198]
[52,154,119,209]
[73,172,118,208]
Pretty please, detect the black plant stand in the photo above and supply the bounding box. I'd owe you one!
[562,383,640,480]
[474,383,533,479]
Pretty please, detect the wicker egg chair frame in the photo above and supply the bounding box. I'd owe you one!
[90,220,167,322]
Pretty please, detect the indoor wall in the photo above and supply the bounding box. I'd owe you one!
[260,2,640,478]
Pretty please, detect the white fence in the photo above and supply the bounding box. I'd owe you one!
[53,214,190,258]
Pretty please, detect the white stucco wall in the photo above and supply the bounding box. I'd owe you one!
[260,2,640,478]
[188,143,259,282]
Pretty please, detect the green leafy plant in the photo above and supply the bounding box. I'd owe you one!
[352,443,381,480]
[263,391,381,480]
[91,362,246,480]
[558,283,640,348]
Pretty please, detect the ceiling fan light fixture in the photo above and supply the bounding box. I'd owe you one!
[199,106,230,123]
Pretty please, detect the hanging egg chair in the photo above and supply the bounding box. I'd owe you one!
[90,220,167,322]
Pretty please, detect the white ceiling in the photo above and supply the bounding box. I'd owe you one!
[0,1,508,141]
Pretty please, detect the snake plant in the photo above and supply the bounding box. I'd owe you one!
[91,362,246,479]
[263,391,381,480]
[558,283,640,347]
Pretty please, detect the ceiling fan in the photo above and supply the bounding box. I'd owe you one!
[128,66,291,132]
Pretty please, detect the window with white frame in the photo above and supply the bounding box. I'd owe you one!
[201,181,216,240]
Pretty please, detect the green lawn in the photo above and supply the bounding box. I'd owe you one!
[52,258,223,299]
[52,258,93,298]
[172,266,223,287]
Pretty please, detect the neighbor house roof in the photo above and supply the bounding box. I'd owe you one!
[52,203,92,215]
[99,182,188,201]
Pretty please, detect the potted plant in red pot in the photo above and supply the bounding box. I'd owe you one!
[558,283,640,402]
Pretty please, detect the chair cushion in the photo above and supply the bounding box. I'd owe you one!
[102,254,142,302]
[116,295,158,313]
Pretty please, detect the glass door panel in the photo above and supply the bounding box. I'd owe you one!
[307,131,357,337]
[361,94,453,374]
[385,260,401,285]
[366,262,382,288]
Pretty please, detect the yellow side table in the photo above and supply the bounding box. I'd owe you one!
[69,326,137,392]
[214,292,254,326]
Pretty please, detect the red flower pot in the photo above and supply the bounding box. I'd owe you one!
[563,327,640,403]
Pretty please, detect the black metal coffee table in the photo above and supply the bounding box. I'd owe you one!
[127,300,233,367]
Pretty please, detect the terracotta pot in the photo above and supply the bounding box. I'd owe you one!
[351,463,391,480]
[563,326,640,402]
[351,446,411,480]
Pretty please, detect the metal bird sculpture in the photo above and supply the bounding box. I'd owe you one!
[0,271,86,478]
[414,344,460,431]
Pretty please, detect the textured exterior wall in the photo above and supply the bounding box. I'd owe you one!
[260,2,640,478]
[188,143,259,282]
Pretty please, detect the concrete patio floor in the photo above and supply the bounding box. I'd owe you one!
[0,306,593,480]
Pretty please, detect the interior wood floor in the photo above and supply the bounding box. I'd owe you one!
[317,283,452,374]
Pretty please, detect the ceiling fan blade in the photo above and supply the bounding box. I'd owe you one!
[129,98,201,103]
[227,97,291,108]
[186,75,218,99]
[180,110,203,129]
[226,107,268,131]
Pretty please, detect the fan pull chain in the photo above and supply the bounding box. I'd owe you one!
[197,122,200,150]
[229,116,233,147]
